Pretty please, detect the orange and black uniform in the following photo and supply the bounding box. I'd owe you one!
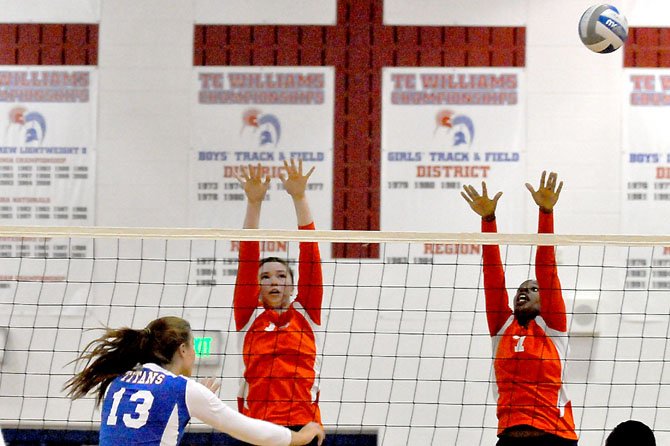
[483,211,578,444]
[234,222,323,429]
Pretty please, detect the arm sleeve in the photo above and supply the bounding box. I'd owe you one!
[535,210,567,331]
[482,218,513,336]
[295,222,323,325]
[186,380,292,446]
[234,241,261,331]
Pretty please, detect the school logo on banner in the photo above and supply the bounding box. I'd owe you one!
[434,109,474,148]
[241,108,281,147]
[4,106,47,146]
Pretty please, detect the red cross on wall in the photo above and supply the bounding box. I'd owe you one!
[194,0,525,258]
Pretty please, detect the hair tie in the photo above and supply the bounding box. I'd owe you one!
[143,327,152,337]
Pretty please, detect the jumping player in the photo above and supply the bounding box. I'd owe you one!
[461,171,578,446]
[233,159,323,442]
[64,316,324,446]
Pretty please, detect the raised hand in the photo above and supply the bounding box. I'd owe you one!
[198,377,221,394]
[461,181,503,220]
[525,171,563,213]
[233,163,271,204]
[279,158,315,200]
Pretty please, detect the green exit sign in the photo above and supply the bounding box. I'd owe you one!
[194,336,213,358]
[191,330,222,366]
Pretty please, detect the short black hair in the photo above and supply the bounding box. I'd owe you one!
[606,420,655,446]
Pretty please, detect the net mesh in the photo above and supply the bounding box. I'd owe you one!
[0,228,669,445]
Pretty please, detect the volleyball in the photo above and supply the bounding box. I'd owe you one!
[578,4,628,53]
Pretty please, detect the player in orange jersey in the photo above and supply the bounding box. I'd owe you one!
[462,171,578,446]
[233,159,323,446]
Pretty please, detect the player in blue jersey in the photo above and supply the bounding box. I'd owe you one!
[64,316,324,446]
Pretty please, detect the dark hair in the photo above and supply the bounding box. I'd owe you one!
[259,256,294,282]
[64,316,191,406]
[606,420,655,446]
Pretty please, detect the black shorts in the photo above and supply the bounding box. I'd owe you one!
[496,434,578,446]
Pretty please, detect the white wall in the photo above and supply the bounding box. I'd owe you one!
[2,1,670,445]
[526,1,624,234]
[5,0,636,234]
[90,0,663,234]
[96,0,195,226]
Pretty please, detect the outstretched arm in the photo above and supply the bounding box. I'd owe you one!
[462,182,511,335]
[280,159,322,324]
[528,171,567,331]
[280,158,315,227]
[233,164,271,330]
[235,163,271,230]
[187,380,325,446]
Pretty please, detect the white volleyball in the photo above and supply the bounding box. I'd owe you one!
[578,4,628,53]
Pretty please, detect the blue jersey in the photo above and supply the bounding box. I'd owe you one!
[100,364,190,445]
[98,363,292,446]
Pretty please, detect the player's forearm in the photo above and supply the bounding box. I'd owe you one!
[481,217,512,333]
[234,241,260,330]
[243,200,263,229]
[292,196,313,227]
[535,209,567,328]
[297,242,323,324]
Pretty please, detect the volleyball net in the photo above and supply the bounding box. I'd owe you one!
[0,227,669,445]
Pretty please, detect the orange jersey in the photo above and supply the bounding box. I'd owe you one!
[483,212,577,440]
[233,223,323,426]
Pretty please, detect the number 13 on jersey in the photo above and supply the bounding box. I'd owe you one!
[106,388,155,429]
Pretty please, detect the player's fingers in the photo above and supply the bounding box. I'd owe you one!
[232,172,244,185]
[525,183,535,194]
[460,191,472,204]
[305,166,315,179]
[463,184,477,199]
[208,378,221,393]
[240,166,250,181]
[492,191,503,203]
[555,181,563,197]
[316,426,326,446]
[481,181,488,197]
[297,158,304,175]
[539,170,546,189]
[547,172,556,190]
[263,175,271,186]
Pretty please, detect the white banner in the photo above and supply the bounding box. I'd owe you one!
[384,0,526,26]
[0,0,101,22]
[190,66,334,286]
[381,67,526,263]
[621,68,670,291]
[622,68,670,234]
[0,67,96,261]
[195,0,336,24]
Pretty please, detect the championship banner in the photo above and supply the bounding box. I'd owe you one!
[621,68,670,291]
[381,67,526,263]
[190,66,334,287]
[0,67,97,261]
